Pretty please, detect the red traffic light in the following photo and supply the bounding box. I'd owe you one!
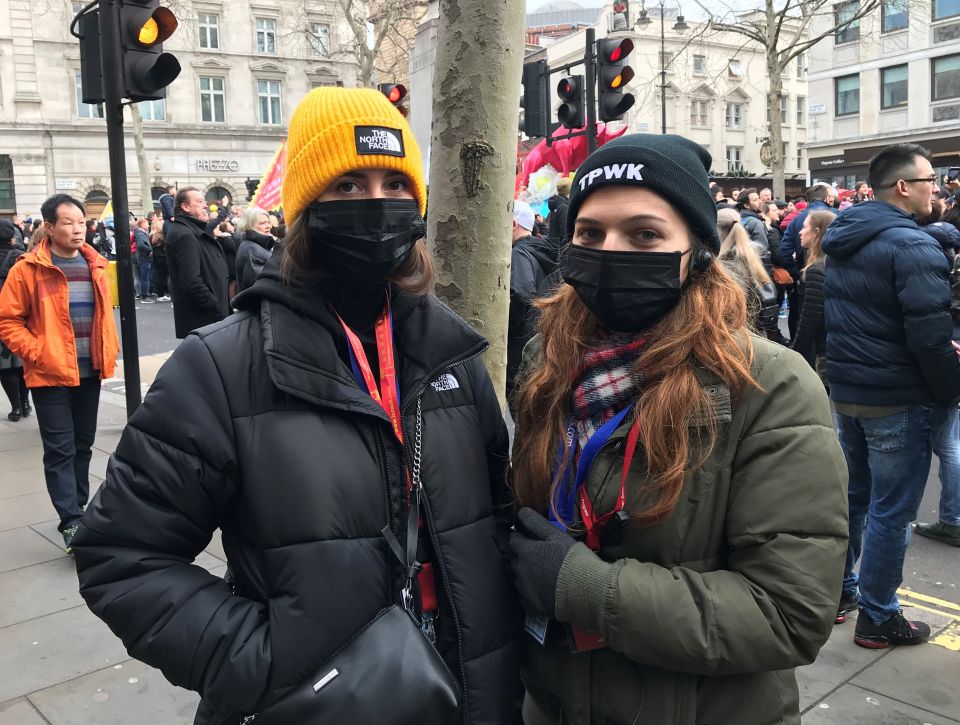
[378,83,407,106]
[557,76,581,100]
[600,38,634,63]
[560,79,571,95]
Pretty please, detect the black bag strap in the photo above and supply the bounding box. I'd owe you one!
[381,398,424,615]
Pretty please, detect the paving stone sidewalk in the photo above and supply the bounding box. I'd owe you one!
[0,355,957,724]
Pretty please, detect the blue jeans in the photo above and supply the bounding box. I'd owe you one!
[138,260,152,299]
[32,378,101,532]
[837,404,947,625]
[933,406,960,526]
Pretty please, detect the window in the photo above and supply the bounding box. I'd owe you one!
[311,23,330,55]
[933,0,960,21]
[881,65,909,108]
[138,99,165,121]
[199,76,225,123]
[933,55,960,100]
[766,94,772,123]
[796,52,806,79]
[659,51,673,72]
[725,102,743,128]
[257,79,282,125]
[690,99,709,127]
[726,146,743,173]
[728,59,745,78]
[796,95,806,125]
[75,71,103,119]
[0,155,15,214]
[256,17,277,54]
[206,186,231,205]
[836,74,860,115]
[835,1,860,44]
[198,13,220,49]
[881,0,908,31]
[782,142,789,165]
[693,54,707,75]
[780,95,789,124]
[797,145,804,169]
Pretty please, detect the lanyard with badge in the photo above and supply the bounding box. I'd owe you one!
[530,404,642,652]
[334,292,439,639]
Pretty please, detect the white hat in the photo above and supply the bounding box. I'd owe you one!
[513,200,535,232]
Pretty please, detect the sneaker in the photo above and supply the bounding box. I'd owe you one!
[62,524,79,555]
[835,592,859,624]
[915,521,960,547]
[157,295,171,302]
[7,410,20,422]
[854,608,931,649]
[140,297,156,304]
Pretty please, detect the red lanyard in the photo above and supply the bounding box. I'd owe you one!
[578,417,641,550]
[335,294,404,446]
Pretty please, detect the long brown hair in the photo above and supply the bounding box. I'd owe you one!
[801,210,836,280]
[280,213,435,294]
[717,208,771,286]
[513,257,759,524]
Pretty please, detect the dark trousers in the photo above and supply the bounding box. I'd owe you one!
[0,367,28,412]
[139,260,153,298]
[32,378,101,532]
[152,256,169,297]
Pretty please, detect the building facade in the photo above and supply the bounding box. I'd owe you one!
[0,0,359,218]
[537,5,810,181]
[805,0,960,187]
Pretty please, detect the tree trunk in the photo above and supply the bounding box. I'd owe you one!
[130,104,152,216]
[766,0,785,199]
[427,0,524,409]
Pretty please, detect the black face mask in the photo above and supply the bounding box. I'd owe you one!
[564,245,688,332]
[306,198,425,282]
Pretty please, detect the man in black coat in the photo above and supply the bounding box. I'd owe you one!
[164,187,229,338]
[546,176,571,244]
[158,185,176,237]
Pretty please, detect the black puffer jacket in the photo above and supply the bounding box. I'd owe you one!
[790,260,826,369]
[72,261,522,725]
[235,230,274,293]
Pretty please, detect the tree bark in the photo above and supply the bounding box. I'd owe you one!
[130,104,152,216]
[427,0,524,409]
[766,0,785,199]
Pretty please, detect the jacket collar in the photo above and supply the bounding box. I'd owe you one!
[30,240,107,270]
[234,258,488,417]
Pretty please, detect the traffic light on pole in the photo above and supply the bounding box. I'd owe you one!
[378,83,408,116]
[556,75,585,130]
[521,60,550,138]
[78,9,104,104]
[117,0,181,101]
[596,38,635,121]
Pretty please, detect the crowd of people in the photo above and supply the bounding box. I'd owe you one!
[0,84,956,725]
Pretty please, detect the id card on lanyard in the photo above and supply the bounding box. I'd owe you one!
[547,405,642,653]
[335,294,439,618]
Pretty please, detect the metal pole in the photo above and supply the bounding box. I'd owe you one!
[660,2,667,134]
[585,27,597,153]
[98,0,142,417]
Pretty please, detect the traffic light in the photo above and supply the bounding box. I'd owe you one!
[556,75,585,130]
[245,178,260,202]
[378,83,408,116]
[596,38,635,122]
[521,60,550,138]
[78,9,104,104]
[118,0,180,101]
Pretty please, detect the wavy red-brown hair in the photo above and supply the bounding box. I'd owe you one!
[512,258,759,525]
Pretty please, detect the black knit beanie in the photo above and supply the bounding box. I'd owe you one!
[566,133,720,253]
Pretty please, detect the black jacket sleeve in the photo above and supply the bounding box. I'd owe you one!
[72,335,272,714]
[895,240,960,403]
[170,229,221,313]
[790,265,825,368]
[464,356,510,512]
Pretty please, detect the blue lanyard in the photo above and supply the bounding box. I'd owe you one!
[549,403,634,530]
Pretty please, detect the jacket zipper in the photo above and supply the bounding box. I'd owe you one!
[400,347,487,724]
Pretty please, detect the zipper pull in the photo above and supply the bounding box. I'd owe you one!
[420,609,437,645]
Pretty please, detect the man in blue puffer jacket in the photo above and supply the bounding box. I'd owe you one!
[823,143,960,649]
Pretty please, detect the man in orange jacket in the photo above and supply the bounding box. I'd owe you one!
[0,194,119,552]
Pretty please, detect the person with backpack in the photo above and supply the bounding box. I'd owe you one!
[0,219,29,420]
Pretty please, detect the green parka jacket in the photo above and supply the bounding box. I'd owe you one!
[517,335,848,725]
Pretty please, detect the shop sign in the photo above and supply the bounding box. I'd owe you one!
[195,159,240,172]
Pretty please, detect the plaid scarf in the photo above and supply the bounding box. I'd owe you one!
[570,332,648,448]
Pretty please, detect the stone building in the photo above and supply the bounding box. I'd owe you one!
[0,0,359,218]
[805,0,960,188]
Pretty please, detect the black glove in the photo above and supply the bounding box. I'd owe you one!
[508,507,577,618]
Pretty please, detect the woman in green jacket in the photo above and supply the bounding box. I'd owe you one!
[509,134,849,725]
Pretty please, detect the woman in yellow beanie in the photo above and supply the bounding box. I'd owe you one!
[71,86,522,725]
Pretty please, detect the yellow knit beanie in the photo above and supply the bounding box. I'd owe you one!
[282,87,426,224]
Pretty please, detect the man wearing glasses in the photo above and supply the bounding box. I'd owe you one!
[822,143,960,649]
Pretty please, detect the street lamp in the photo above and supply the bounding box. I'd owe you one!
[636,3,688,134]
